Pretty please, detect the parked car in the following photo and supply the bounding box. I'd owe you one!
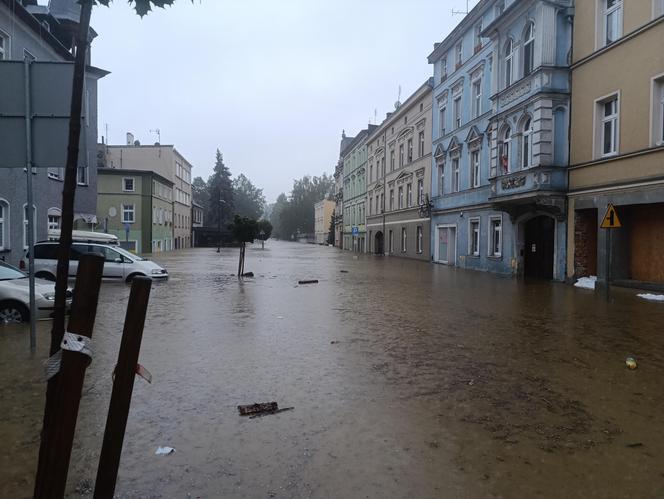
[0,261,73,324]
[28,241,169,283]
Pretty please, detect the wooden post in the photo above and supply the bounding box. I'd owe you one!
[93,277,152,499]
[36,253,104,499]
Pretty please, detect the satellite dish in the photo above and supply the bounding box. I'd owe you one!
[108,206,117,218]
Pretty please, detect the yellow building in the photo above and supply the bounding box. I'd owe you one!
[314,199,335,245]
[567,1,664,287]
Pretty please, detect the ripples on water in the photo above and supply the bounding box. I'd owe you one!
[1,241,663,498]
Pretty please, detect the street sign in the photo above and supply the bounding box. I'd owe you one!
[600,204,621,229]
[352,226,359,236]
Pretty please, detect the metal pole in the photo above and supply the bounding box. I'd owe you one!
[605,228,612,302]
[24,58,37,350]
[216,189,221,253]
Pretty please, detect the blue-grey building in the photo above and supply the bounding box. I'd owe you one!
[428,0,572,280]
[0,0,107,266]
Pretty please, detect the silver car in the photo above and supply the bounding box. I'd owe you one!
[0,261,72,324]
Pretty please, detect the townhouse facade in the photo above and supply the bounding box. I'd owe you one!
[342,127,375,252]
[0,0,106,266]
[314,199,335,245]
[105,137,193,250]
[366,79,433,260]
[428,0,572,281]
[333,131,354,249]
[97,168,174,253]
[567,1,664,288]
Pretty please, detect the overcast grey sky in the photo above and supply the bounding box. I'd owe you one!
[87,0,468,202]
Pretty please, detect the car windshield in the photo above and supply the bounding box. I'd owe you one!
[114,246,145,261]
[0,262,28,280]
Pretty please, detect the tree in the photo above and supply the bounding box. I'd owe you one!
[278,174,334,239]
[270,193,289,239]
[230,215,258,276]
[192,176,208,210]
[327,214,335,245]
[256,219,273,249]
[207,149,234,228]
[232,173,266,220]
[42,2,185,496]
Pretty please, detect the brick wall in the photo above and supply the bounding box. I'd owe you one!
[574,209,598,277]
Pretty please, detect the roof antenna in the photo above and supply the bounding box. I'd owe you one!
[394,85,402,110]
[149,128,161,145]
[452,0,471,16]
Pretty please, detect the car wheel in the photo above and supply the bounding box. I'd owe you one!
[35,271,55,281]
[0,301,29,324]
[126,273,146,283]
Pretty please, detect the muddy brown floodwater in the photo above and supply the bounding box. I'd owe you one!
[1,240,664,498]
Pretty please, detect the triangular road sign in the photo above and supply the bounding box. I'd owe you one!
[600,203,621,229]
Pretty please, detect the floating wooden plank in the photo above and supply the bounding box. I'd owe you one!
[238,402,278,416]
[298,280,319,285]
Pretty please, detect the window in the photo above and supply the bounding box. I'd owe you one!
[455,41,463,69]
[656,0,664,18]
[416,226,423,253]
[598,95,619,157]
[406,183,413,207]
[398,186,404,209]
[375,196,380,214]
[417,179,424,205]
[474,20,483,53]
[452,158,460,192]
[604,0,623,45]
[653,76,664,145]
[404,116,408,125]
[504,39,514,87]
[469,219,480,256]
[471,78,482,118]
[454,96,462,129]
[389,230,394,253]
[0,201,7,249]
[47,208,61,231]
[77,166,88,185]
[389,189,394,211]
[521,118,534,168]
[23,205,36,249]
[489,217,502,257]
[401,227,407,252]
[495,1,505,16]
[48,167,63,180]
[380,193,384,212]
[499,126,512,174]
[441,57,448,82]
[122,204,135,223]
[418,131,425,157]
[471,150,480,188]
[390,150,395,171]
[0,31,7,60]
[407,138,413,163]
[399,144,404,167]
[369,163,373,183]
[523,22,535,77]
[439,106,447,136]
[123,177,135,192]
[369,197,373,215]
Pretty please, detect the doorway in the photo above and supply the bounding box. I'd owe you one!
[524,216,554,279]
[374,231,384,255]
[437,226,456,265]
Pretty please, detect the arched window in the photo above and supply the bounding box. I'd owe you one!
[47,207,61,231]
[0,200,8,250]
[504,39,514,87]
[523,22,535,76]
[522,118,533,168]
[499,126,511,174]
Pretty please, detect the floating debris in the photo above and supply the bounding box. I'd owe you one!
[155,446,175,455]
[298,279,319,285]
[241,272,254,277]
[238,402,294,418]
[625,357,637,370]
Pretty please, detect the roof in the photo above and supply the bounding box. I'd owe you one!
[97,167,174,187]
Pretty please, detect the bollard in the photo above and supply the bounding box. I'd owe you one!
[93,277,152,499]
[37,253,105,499]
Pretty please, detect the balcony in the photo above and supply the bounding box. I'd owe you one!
[488,166,567,220]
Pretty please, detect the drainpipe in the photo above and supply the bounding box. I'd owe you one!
[24,59,36,350]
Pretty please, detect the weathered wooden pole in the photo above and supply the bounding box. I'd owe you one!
[37,253,104,499]
[93,277,152,499]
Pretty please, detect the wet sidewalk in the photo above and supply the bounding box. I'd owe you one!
[1,241,663,498]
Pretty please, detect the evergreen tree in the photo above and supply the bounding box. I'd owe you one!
[207,149,234,227]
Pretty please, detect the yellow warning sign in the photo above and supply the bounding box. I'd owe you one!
[600,203,622,229]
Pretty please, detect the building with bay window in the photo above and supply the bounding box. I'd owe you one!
[429,0,572,280]
[567,1,664,288]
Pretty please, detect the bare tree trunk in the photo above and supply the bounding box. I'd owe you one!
[34,2,92,496]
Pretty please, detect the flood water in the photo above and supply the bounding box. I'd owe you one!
[1,240,664,498]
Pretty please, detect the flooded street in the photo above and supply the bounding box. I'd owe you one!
[2,240,664,498]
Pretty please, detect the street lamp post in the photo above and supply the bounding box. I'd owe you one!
[217,193,226,253]
[259,229,265,250]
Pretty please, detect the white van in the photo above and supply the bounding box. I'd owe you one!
[30,241,168,283]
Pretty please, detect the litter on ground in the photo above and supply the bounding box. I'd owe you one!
[155,446,175,455]
[574,276,597,290]
[637,293,664,302]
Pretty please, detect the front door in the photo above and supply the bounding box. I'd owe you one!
[437,226,456,265]
[374,231,384,254]
[524,216,554,279]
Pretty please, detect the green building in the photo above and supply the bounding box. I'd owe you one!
[97,168,174,254]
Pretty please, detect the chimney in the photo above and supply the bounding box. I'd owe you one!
[126,132,134,146]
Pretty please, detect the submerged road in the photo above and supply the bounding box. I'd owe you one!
[1,240,663,498]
